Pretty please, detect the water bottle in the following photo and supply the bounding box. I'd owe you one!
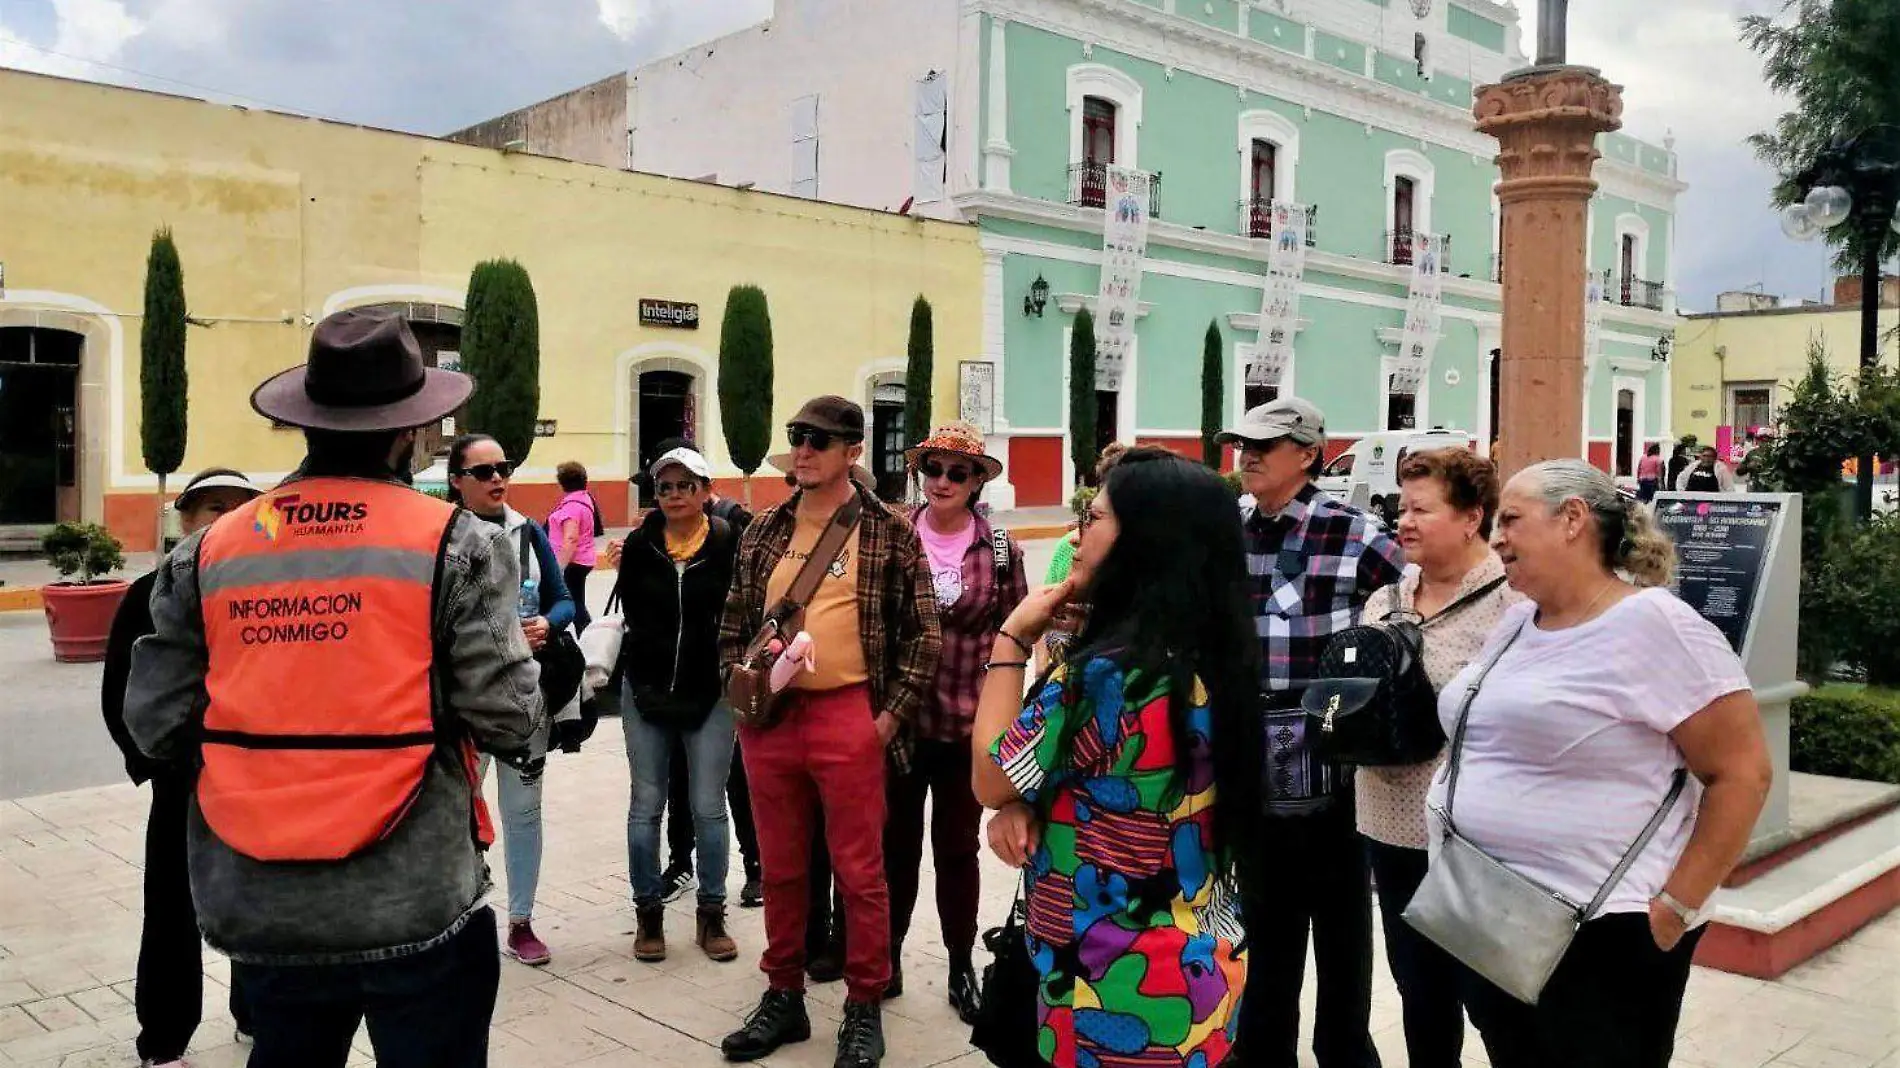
[517,578,539,620]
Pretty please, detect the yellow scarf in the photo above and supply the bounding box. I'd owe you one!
[665,514,710,562]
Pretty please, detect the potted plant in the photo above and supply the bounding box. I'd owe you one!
[40,522,129,663]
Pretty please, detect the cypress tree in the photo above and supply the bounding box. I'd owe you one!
[140,228,187,550]
[718,285,775,504]
[1201,320,1224,468]
[1069,309,1098,486]
[904,295,934,447]
[461,259,541,463]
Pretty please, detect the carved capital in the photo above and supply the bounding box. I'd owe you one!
[1475,67,1623,187]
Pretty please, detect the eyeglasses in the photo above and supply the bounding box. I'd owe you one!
[655,480,700,497]
[453,461,515,482]
[788,427,856,451]
[919,460,974,484]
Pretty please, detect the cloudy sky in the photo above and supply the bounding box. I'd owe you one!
[0,0,1841,310]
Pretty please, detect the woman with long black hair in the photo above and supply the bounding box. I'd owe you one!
[973,448,1260,1068]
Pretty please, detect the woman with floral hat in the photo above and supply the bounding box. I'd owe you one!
[883,423,1027,1017]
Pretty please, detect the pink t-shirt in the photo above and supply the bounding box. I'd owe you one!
[1637,453,1666,481]
[917,511,978,608]
[1427,589,1751,914]
[547,492,599,567]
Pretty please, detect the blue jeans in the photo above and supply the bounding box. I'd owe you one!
[477,725,547,922]
[624,686,735,907]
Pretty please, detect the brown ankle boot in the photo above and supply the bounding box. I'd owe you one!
[697,904,739,962]
[634,903,666,962]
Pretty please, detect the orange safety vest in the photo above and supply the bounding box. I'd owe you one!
[197,477,466,862]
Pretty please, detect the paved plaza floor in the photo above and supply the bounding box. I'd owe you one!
[1,720,1897,1068]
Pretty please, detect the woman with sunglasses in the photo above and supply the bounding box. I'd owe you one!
[446,433,575,968]
[881,424,1029,1016]
[614,446,744,965]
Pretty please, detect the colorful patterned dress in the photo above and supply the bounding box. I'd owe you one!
[990,655,1245,1068]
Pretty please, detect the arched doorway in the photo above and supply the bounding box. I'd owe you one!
[869,380,909,502]
[633,370,697,506]
[0,327,83,525]
[1615,387,1637,477]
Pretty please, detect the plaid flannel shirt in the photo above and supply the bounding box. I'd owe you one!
[911,508,1030,743]
[719,482,943,725]
[1245,482,1406,696]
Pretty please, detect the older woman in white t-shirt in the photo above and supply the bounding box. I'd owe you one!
[1428,459,1772,1068]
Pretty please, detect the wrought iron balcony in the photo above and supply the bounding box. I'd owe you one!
[1385,229,1452,273]
[1067,161,1163,218]
[1238,199,1319,245]
[1598,269,1667,311]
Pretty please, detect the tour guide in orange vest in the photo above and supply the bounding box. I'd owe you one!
[125,308,545,1068]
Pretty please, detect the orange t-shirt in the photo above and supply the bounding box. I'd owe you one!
[766,509,867,691]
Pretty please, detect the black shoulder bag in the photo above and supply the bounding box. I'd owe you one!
[519,527,585,717]
[1301,575,1506,766]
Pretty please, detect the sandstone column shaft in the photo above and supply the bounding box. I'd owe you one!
[1475,68,1622,481]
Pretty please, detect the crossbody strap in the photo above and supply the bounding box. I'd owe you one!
[761,496,863,632]
[1419,575,1508,629]
[1439,617,1526,828]
[1580,768,1688,921]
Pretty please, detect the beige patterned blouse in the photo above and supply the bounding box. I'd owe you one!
[1355,551,1523,850]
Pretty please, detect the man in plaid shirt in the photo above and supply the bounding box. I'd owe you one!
[1217,396,1403,1068]
[717,395,941,1068]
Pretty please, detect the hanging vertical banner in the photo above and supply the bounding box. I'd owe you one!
[1583,271,1605,369]
[1095,166,1151,392]
[1250,202,1309,387]
[1393,232,1444,393]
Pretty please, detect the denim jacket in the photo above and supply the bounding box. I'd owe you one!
[125,472,545,965]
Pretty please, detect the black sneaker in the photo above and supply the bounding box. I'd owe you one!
[660,862,697,904]
[740,865,764,909]
[884,956,903,999]
[833,999,885,1068]
[721,988,811,1062]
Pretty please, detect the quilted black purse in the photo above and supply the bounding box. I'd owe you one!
[1301,576,1505,766]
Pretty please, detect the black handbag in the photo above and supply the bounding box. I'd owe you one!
[970,882,1042,1068]
[1302,576,1506,766]
[518,528,585,716]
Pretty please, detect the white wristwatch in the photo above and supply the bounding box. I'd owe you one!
[1656,890,1707,928]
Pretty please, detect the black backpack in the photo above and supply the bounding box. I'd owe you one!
[1301,576,1506,767]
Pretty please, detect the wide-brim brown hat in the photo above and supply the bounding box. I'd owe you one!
[766,452,876,488]
[252,308,473,432]
[903,422,1003,480]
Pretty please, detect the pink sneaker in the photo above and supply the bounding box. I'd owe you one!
[507,920,552,966]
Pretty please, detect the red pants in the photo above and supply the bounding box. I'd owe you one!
[739,684,891,1003]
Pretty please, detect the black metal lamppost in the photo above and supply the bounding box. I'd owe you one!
[1778,123,1900,521]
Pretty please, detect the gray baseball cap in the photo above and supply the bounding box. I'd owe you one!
[1216,396,1326,447]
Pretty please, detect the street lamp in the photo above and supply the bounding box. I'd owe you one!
[1778,123,1900,521]
[1023,274,1050,318]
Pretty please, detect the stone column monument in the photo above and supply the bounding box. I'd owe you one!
[1474,0,1622,479]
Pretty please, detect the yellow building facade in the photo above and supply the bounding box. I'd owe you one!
[1673,301,1900,449]
[0,70,983,549]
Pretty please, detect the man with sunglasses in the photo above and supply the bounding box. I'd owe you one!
[718,396,942,1067]
[1216,397,1404,1068]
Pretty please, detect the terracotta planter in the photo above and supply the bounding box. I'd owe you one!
[42,580,130,663]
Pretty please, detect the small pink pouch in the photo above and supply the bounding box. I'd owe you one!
[769,631,815,691]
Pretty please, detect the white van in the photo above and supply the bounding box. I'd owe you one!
[1315,429,1474,526]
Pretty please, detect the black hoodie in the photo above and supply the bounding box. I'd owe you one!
[613,509,738,716]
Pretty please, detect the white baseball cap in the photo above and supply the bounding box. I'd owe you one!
[649,446,712,481]
[1215,396,1326,447]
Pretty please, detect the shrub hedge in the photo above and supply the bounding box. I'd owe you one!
[1789,685,1900,785]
